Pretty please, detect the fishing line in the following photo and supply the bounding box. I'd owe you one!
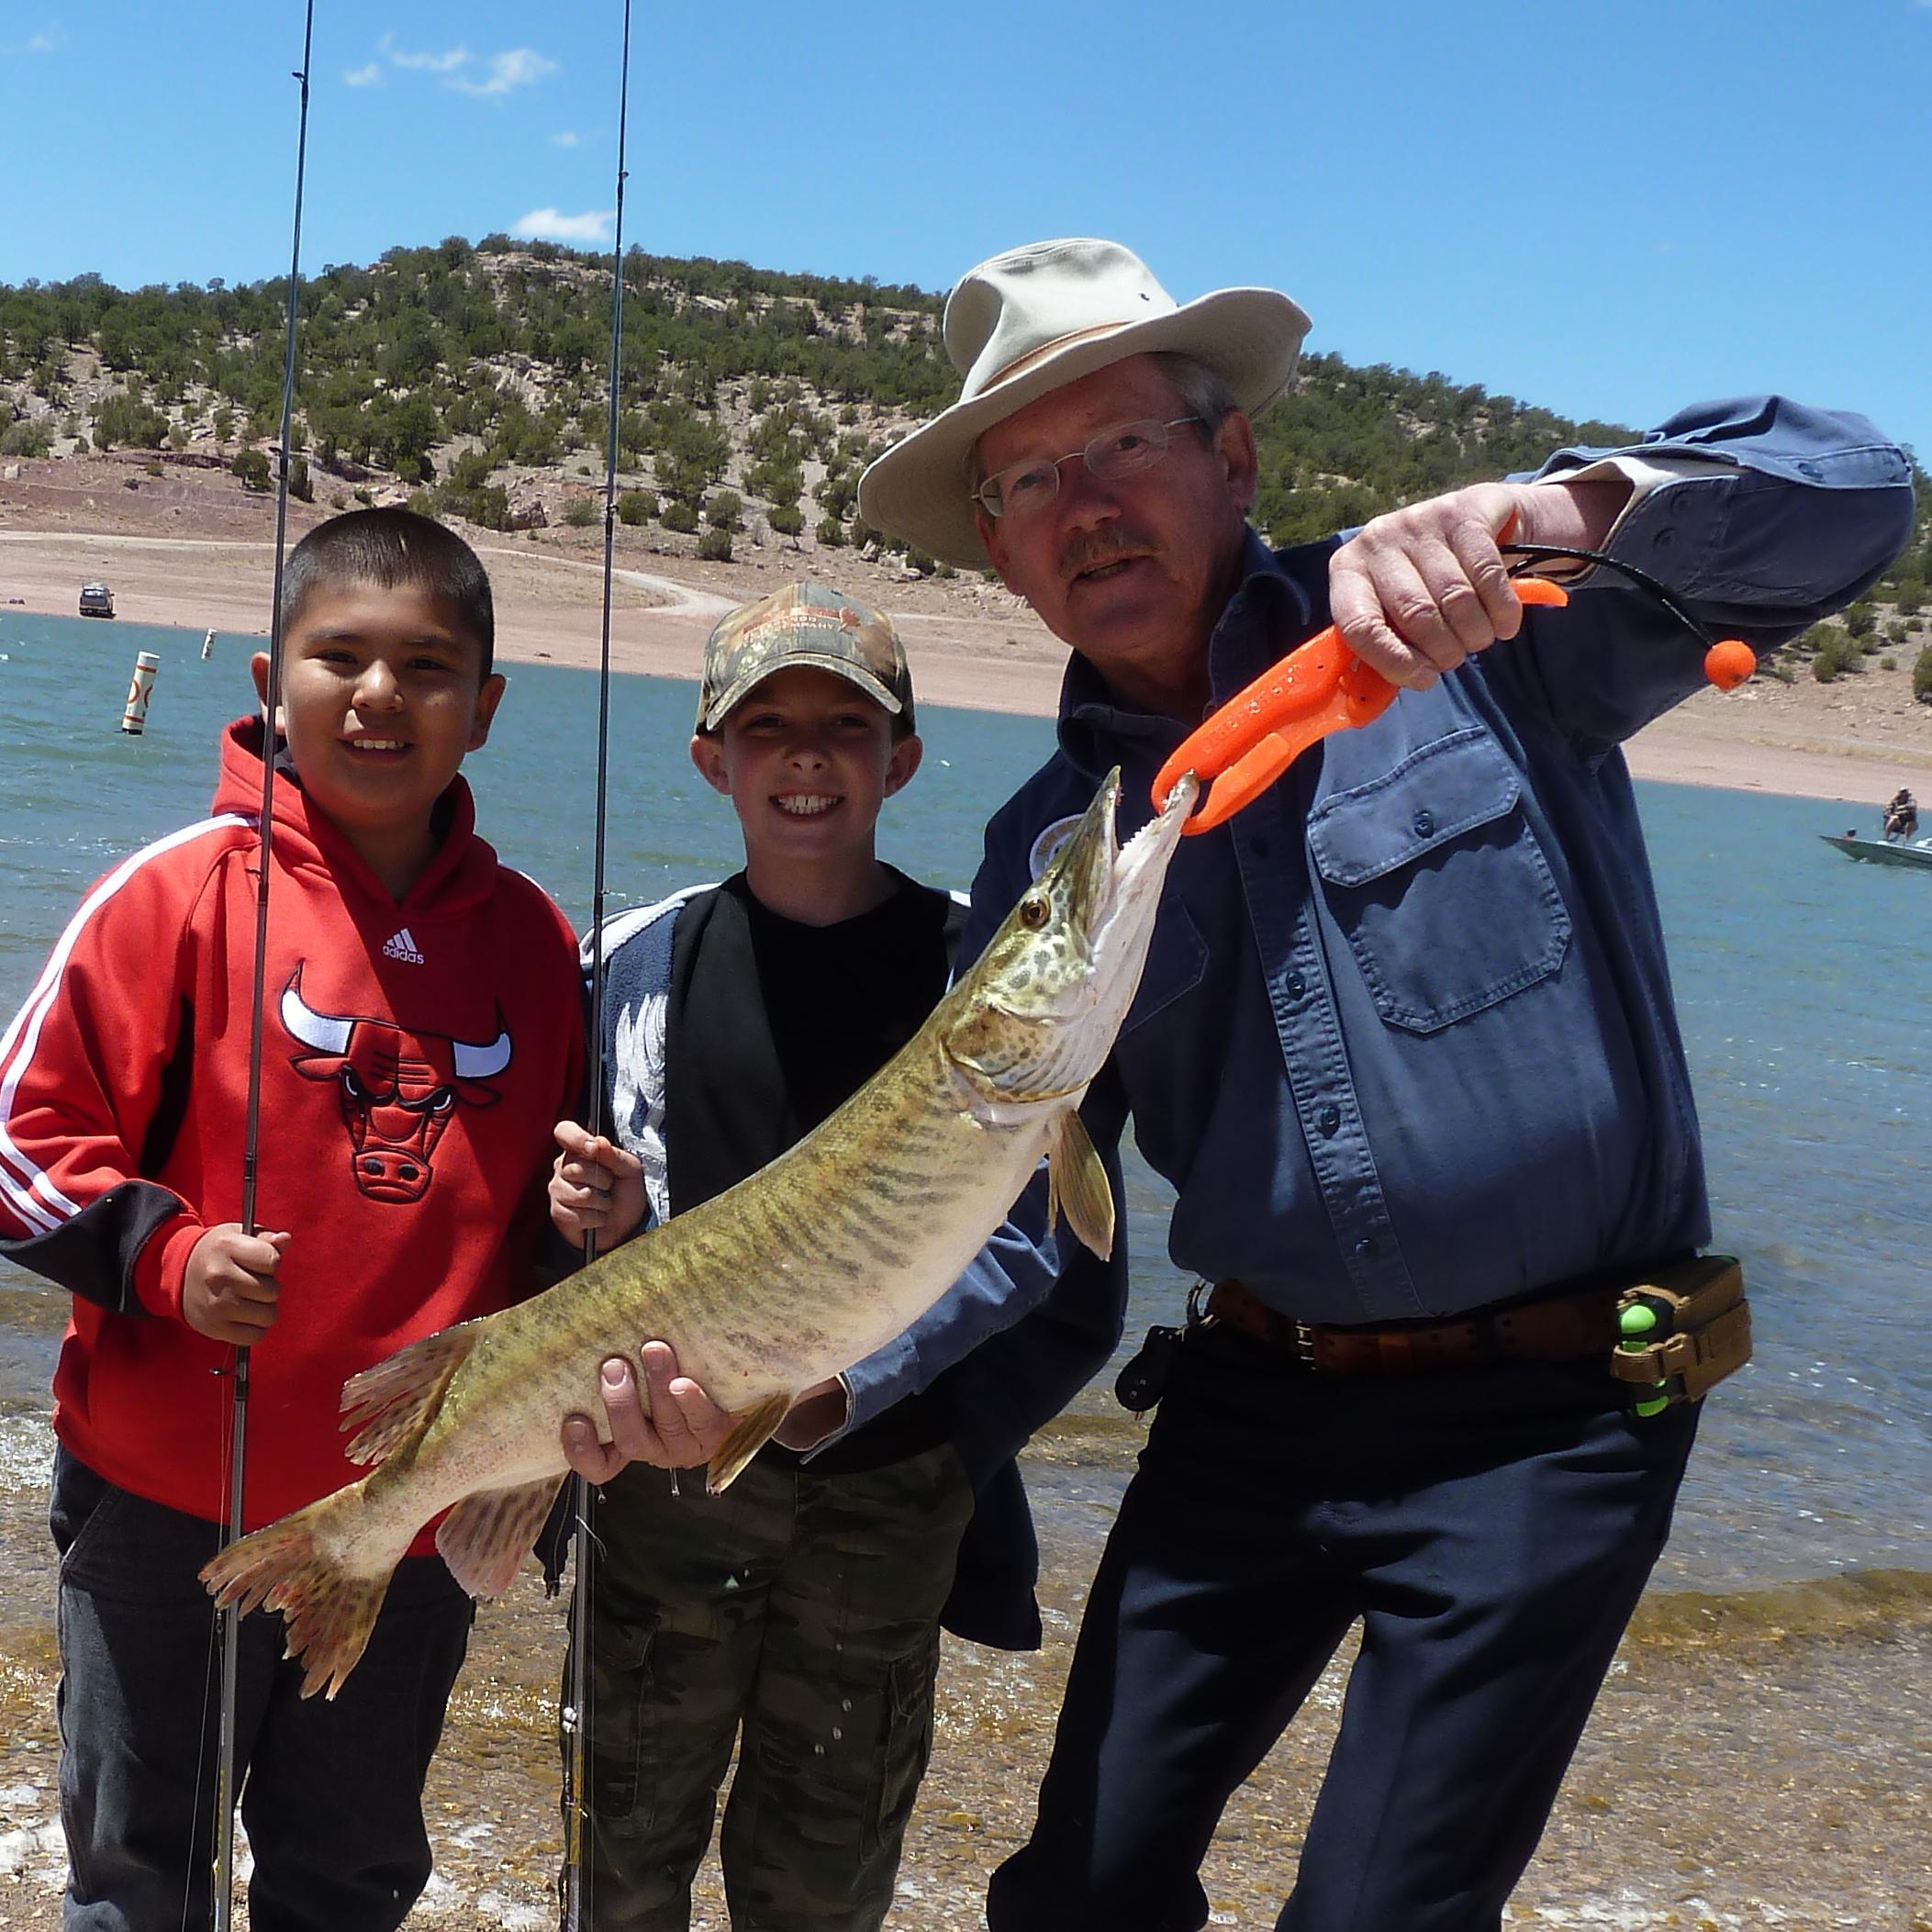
[562,3,633,1924]
[1501,543,1734,650]
[208,6,315,1927]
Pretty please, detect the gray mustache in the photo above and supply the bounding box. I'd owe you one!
[1061,534,1144,576]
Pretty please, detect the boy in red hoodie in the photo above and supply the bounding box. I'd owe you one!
[0,509,586,1931]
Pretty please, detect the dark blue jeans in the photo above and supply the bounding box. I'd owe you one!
[987,1323,1701,1932]
[50,1446,475,1932]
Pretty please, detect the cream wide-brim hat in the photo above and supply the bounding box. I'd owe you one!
[858,237,1312,568]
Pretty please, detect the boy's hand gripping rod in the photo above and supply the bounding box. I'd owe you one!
[1152,550,1759,831]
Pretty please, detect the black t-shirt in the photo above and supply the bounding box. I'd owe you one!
[664,868,961,1472]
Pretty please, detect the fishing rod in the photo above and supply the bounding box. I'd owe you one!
[562,2,633,1923]
[214,4,314,1925]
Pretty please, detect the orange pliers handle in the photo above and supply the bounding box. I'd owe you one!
[1152,577,1571,833]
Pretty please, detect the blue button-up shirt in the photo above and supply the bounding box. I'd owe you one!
[839,395,1912,1435]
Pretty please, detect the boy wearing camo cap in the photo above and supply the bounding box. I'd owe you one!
[547,582,1055,1929]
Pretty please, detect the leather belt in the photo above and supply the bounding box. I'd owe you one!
[1206,1278,1622,1376]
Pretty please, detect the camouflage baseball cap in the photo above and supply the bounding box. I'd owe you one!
[698,582,914,733]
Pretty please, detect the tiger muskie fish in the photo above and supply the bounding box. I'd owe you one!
[202,766,1198,1696]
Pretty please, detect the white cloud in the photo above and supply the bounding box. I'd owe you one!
[511,207,616,244]
[552,130,582,148]
[380,32,472,74]
[27,29,56,51]
[449,49,559,96]
[358,35,558,101]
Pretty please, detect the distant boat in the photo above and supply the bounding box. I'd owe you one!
[78,583,115,620]
[1821,832,1932,871]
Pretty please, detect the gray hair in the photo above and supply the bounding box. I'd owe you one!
[965,350,1241,491]
[1146,352,1240,437]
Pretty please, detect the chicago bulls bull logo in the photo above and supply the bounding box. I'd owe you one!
[279,966,511,1204]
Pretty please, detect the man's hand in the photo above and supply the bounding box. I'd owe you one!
[559,1341,736,1480]
[550,1121,646,1247]
[1328,478,1629,688]
[181,1223,288,1345]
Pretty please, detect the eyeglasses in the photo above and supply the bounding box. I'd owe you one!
[971,417,1203,520]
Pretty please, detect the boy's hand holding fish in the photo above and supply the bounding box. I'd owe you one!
[559,1342,735,1480]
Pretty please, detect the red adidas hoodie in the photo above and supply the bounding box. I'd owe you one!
[0,717,585,1537]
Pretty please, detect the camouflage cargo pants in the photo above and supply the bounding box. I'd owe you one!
[570,1441,975,1931]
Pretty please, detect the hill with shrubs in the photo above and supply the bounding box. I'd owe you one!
[2,234,1927,697]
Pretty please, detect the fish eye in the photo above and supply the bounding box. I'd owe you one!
[1018,892,1050,930]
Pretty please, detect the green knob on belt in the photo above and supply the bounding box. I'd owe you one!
[1618,1302,1658,1342]
[1618,1300,1669,1414]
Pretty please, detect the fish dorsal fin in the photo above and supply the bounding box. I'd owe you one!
[339,1325,479,1467]
[436,1475,569,1599]
[1048,1107,1114,1260]
[705,1393,794,1496]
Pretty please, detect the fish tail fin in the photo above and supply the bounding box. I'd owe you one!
[198,1490,393,1700]
[340,1323,478,1467]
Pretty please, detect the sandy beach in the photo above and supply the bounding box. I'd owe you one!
[5,505,1929,811]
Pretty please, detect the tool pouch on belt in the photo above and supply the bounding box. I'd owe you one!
[1611,1254,1752,1405]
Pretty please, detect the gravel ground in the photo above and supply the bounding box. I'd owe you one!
[0,1456,1926,1930]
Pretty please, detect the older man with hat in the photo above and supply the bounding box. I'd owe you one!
[835,239,1914,1930]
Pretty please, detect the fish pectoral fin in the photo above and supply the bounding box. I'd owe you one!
[1048,1108,1114,1260]
[435,1475,569,1600]
[705,1393,795,1497]
[339,1324,480,1468]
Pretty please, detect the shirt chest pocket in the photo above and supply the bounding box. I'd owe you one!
[1121,897,1207,1037]
[1306,730,1571,1035]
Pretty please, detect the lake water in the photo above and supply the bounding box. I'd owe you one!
[1,609,1926,1603]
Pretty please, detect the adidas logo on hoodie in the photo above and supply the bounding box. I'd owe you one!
[382,926,425,966]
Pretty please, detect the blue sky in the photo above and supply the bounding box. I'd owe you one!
[5,0,1928,460]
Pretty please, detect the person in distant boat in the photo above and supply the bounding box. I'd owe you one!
[1882,787,1917,840]
[0,510,586,1932]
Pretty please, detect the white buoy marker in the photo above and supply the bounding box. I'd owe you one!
[120,651,162,734]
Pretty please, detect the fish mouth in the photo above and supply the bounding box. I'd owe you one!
[1048,767,1196,973]
[1100,769,1196,909]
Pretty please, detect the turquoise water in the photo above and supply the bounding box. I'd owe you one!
[1,610,1926,1595]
